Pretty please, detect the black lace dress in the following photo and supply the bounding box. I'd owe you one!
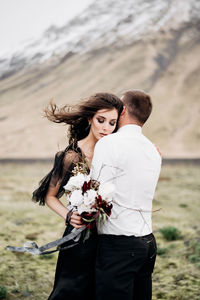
[32,142,97,300]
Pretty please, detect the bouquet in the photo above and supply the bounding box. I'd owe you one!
[6,162,115,255]
[64,162,114,232]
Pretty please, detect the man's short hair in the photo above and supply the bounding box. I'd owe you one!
[122,90,152,124]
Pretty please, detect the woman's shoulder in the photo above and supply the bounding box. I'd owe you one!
[55,141,83,166]
[55,141,80,156]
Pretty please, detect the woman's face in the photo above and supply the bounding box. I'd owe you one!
[90,108,118,141]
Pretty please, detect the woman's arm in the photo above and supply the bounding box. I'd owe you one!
[45,183,84,229]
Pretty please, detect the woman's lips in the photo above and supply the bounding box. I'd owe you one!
[99,133,107,137]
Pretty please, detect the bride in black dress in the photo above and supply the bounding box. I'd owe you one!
[32,93,123,300]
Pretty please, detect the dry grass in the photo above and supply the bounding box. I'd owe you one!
[0,163,200,299]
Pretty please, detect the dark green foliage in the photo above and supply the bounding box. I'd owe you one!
[159,226,182,241]
[179,203,188,208]
[157,245,169,256]
[39,254,54,260]
[187,240,200,267]
[0,286,7,300]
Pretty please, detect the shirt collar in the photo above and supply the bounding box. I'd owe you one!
[118,124,142,134]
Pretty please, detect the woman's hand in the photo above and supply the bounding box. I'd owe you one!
[45,187,84,228]
[154,144,162,157]
[70,211,84,229]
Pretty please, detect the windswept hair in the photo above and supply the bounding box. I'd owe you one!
[44,93,123,143]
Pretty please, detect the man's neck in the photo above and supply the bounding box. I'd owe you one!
[118,120,142,129]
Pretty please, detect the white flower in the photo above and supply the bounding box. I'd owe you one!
[64,173,89,191]
[69,190,84,206]
[98,182,115,200]
[83,189,97,206]
[77,203,89,214]
[77,203,96,214]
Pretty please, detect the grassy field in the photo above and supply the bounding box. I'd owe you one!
[0,163,199,300]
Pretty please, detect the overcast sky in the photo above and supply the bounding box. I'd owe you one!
[0,0,93,55]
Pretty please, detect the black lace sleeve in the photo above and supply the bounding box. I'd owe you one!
[32,143,82,205]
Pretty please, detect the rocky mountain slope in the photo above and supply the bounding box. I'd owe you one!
[0,0,200,158]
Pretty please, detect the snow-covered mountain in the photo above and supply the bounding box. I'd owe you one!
[0,0,199,79]
[0,0,200,159]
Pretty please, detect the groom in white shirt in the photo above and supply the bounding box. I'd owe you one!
[91,90,161,300]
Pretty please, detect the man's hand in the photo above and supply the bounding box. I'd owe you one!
[70,211,84,229]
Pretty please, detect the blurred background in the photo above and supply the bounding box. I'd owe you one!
[0,0,200,159]
[0,1,200,300]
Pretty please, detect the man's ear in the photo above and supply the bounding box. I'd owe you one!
[121,106,126,116]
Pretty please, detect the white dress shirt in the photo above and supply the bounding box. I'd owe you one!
[91,124,161,236]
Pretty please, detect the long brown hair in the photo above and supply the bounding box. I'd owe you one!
[44,93,123,143]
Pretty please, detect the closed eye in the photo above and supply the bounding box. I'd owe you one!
[97,118,104,123]
[97,116,117,126]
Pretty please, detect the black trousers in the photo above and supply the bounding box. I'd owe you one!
[96,233,157,300]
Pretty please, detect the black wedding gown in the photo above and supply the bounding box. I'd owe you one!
[32,142,98,300]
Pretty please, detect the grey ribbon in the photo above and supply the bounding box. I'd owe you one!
[6,227,85,255]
